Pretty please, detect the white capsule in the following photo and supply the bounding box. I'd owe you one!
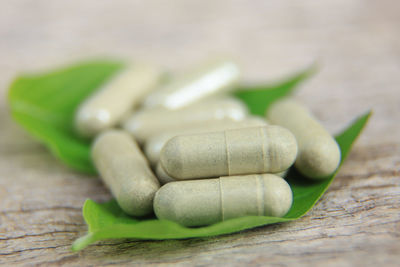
[154,174,293,226]
[142,59,241,109]
[267,99,341,179]
[160,125,298,180]
[75,64,163,137]
[122,97,248,143]
[91,130,160,216]
[144,116,268,166]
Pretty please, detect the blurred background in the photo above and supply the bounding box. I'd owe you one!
[1,0,399,145]
[1,1,399,265]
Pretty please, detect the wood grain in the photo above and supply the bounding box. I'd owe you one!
[0,0,399,266]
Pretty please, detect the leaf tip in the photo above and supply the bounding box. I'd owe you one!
[355,109,373,129]
[366,109,373,118]
[71,233,95,252]
[303,61,319,78]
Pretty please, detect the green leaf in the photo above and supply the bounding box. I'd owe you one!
[71,111,371,251]
[8,60,123,173]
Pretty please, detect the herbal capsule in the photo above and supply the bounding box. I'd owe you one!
[160,125,298,180]
[142,59,240,109]
[267,99,341,179]
[75,64,163,137]
[145,116,268,166]
[154,174,293,226]
[156,162,289,185]
[123,97,248,143]
[92,130,160,216]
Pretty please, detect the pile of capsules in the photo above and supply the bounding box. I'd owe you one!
[75,59,341,227]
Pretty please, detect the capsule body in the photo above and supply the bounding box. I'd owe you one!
[92,130,160,216]
[154,174,293,226]
[160,125,298,180]
[75,64,163,137]
[145,116,268,166]
[142,59,240,109]
[267,99,341,179]
[123,97,248,143]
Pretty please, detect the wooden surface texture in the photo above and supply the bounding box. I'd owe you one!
[0,0,399,266]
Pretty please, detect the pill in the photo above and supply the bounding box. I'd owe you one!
[91,130,160,216]
[160,125,298,180]
[144,116,268,166]
[123,97,248,143]
[75,64,163,137]
[154,174,293,226]
[142,59,241,109]
[267,98,341,179]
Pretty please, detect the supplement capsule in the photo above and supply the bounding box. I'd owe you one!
[145,116,268,166]
[267,99,341,179]
[75,64,163,137]
[160,125,298,180]
[92,130,160,216]
[154,174,293,226]
[123,97,248,143]
[142,59,240,109]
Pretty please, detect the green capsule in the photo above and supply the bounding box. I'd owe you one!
[154,174,293,226]
[267,99,341,179]
[160,126,298,180]
[92,130,160,216]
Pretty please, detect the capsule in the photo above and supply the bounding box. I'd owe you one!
[160,125,298,180]
[142,59,240,110]
[154,174,293,226]
[145,116,268,166]
[267,99,341,179]
[91,130,160,216]
[123,97,248,143]
[75,64,163,137]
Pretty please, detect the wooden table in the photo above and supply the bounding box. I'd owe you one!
[1,0,399,265]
